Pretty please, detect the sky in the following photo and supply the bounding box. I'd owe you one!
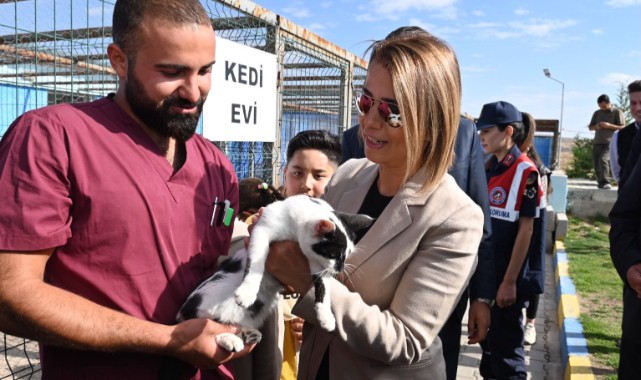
[253,0,641,138]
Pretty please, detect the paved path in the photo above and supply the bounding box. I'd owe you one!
[0,334,40,379]
[456,250,564,379]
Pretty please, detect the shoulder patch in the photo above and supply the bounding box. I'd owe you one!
[489,187,507,205]
[525,187,537,199]
[502,154,515,166]
[526,172,537,185]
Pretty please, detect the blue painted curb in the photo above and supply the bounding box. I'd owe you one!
[554,244,595,378]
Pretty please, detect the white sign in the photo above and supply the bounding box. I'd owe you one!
[202,37,278,142]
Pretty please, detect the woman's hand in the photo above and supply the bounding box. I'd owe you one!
[266,241,313,295]
[495,280,517,308]
[290,317,304,344]
[467,301,490,344]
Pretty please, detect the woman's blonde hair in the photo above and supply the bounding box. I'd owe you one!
[366,27,461,191]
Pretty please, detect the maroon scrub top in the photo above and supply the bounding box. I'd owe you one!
[0,97,239,379]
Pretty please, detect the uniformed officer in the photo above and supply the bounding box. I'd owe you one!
[476,101,546,379]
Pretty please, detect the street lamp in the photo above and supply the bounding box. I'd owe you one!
[543,68,565,170]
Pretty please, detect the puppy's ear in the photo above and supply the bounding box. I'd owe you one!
[334,212,374,244]
[314,220,335,236]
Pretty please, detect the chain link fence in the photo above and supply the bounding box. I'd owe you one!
[0,0,367,180]
[0,0,367,377]
[208,0,366,181]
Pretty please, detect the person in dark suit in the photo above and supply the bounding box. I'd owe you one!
[617,80,641,187]
[341,116,495,380]
[609,153,641,379]
[341,124,365,163]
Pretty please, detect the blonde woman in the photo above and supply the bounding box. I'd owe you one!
[265,27,483,379]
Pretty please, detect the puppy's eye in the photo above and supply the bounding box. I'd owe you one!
[323,232,334,240]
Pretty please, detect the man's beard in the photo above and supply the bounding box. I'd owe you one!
[124,68,204,142]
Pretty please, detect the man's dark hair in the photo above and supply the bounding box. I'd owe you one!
[112,0,211,58]
[628,80,641,94]
[597,94,610,104]
[286,130,342,166]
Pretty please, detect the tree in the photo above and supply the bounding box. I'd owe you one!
[613,82,633,124]
[566,135,594,179]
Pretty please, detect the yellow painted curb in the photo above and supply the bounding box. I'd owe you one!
[556,262,569,286]
[558,294,581,327]
[555,239,596,380]
[557,262,569,277]
[564,355,596,380]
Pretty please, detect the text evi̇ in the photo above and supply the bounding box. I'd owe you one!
[226,61,262,125]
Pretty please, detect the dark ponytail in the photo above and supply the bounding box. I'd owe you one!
[238,178,285,222]
[519,112,536,152]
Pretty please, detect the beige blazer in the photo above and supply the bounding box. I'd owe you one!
[292,159,483,380]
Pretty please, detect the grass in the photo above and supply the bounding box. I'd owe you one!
[564,214,622,380]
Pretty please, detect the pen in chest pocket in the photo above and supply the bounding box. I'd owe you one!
[210,197,234,227]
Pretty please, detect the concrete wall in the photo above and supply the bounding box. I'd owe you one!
[566,179,617,218]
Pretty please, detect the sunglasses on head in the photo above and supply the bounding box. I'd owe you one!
[355,92,403,128]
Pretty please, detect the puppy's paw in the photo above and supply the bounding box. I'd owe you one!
[216,333,245,353]
[242,329,263,345]
[315,303,336,331]
[234,287,258,308]
[318,316,336,332]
